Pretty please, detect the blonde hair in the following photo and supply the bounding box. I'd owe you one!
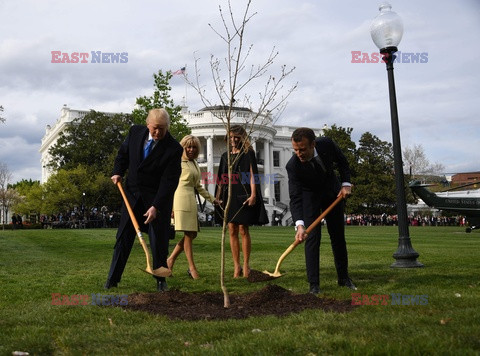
[146,108,170,128]
[180,135,201,159]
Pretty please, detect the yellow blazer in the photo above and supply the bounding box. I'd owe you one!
[173,159,214,231]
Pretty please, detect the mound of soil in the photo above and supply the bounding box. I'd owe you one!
[121,284,357,321]
[246,269,280,283]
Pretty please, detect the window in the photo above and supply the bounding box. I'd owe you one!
[273,151,280,167]
[274,181,281,201]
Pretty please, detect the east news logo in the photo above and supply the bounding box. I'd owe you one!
[51,51,128,63]
[352,293,428,305]
[351,51,428,64]
[51,293,128,306]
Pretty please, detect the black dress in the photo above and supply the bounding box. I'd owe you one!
[215,149,269,226]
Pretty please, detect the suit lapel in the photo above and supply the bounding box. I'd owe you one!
[137,129,149,163]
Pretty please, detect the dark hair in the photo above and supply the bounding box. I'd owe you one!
[291,127,316,144]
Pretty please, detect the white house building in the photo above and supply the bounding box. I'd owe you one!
[39,105,117,184]
[40,105,326,225]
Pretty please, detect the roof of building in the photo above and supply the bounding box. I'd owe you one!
[199,106,253,112]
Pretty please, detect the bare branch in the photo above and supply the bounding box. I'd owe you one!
[186,0,297,308]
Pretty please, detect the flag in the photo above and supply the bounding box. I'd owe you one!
[172,67,186,75]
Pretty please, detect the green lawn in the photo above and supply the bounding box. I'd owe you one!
[0,226,479,355]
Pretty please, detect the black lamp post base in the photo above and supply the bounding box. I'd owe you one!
[391,236,424,268]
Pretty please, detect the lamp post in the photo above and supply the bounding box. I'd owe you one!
[370,3,423,268]
[82,192,86,215]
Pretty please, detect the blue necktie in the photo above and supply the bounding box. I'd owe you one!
[143,139,154,159]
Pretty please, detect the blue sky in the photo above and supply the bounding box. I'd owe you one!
[1,0,479,182]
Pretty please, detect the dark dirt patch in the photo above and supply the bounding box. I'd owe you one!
[121,284,357,321]
[246,269,279,283]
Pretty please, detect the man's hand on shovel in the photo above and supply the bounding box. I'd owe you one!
[262,195,345,279]
[295,225,308,243]
[294,185,352,245]
[338,185,352,199]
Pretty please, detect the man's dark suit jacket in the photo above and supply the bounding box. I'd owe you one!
[113,125,182,223]
[286,136,351,283]
[286,136,351,225]
[110,125,182,275]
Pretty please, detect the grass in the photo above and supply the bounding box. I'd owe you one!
[0,226,479,355]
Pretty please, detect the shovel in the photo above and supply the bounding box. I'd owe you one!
[116,182,172,278]
[263,195,344,279]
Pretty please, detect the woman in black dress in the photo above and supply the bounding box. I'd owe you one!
[215,125,269,278]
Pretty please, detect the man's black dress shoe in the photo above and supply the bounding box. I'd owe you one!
[338,277,357,290]
[157,279,168,292]
[104,280,118,290]
[309,283,321,295]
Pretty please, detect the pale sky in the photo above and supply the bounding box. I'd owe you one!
[1,0,479,183]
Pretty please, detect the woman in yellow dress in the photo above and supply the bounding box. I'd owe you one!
[167,135,220,279]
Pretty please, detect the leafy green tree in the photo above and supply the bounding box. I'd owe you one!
[322,124,358,177]
[42,166,115,216]
[132,70,190,140]
[47,111,132,176]
[8,179,38,190]
[352,132,396,215]
[322,125,358,214]
[10,180,43,217]
[90,172,123,213]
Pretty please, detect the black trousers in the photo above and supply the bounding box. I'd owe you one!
[304,199,349,285]
[106,201,169,283]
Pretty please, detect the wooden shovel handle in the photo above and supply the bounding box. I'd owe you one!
[116,182,153,273]
[273,195,344,273]
[305,195,344,235]
[117,182,141,233]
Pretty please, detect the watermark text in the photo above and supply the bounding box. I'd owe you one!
[351,293,428,305]
[51,293,128,306]
[351,51,428,64]
[51,51,128,64]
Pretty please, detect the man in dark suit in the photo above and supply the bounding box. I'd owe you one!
[105,108,182,291]
[286,127,356,294]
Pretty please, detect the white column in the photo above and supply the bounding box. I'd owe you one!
[263,139,273,206]
[207,136,214,196]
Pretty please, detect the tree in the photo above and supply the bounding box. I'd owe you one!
[0,163,14,227]
[352,132,397,215]
[403,144,445,177]
[188,0,296,307]
[47,111,132,176]
[0,105,5,124]
[132,70,191,141]
[10,179,43,218]
[41,165,115,216]
[322,125,358,177]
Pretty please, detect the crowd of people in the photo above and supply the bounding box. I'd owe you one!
[39,209,121,229]
[345,214,465,227]
[10,213,23,229]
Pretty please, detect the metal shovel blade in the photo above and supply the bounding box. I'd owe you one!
[262,196,344,280]
[141,266,172,278]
